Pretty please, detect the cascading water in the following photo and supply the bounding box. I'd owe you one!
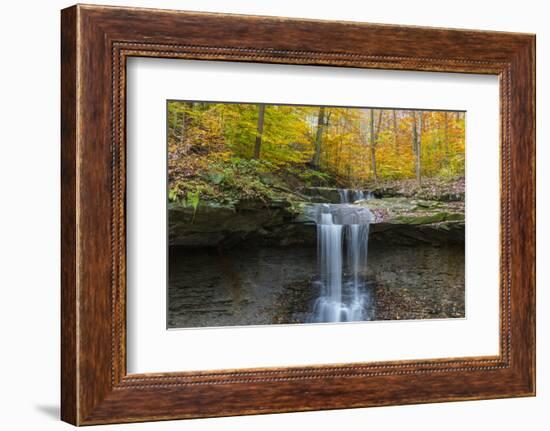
[306,190,375,323]
[338,189,374,203]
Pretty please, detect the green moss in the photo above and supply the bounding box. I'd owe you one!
[395,212,464,225]
[445,213,465,222]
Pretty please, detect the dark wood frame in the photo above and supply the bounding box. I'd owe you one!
[61,4,535,426]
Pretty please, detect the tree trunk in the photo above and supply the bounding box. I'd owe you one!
[171,107,178,139]
[444,111,449,156]
[179,111,186,146]
[412,111,421,186]
[312,106,326,169]
[253,104,265,159]
[346,116,354,183]
[370,109,377,181]
[418,112,423,185]
[376,109,384,135]
[369,109,385,182]
[392,109,399,153]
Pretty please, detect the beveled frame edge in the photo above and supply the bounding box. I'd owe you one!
[61,4,535,425]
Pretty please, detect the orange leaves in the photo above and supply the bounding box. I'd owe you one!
[167,102,465,189]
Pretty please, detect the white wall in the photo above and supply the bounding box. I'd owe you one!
[0,0,546,429]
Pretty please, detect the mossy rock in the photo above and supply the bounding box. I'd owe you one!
[395,212,464,225]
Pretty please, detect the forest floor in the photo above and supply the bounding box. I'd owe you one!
[169,157,464,209]
[367,177,464,201]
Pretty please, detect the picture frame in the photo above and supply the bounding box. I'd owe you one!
[61,4,535,425]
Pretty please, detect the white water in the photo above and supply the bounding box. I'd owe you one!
[306,190,374,323]
[338,189,374,204]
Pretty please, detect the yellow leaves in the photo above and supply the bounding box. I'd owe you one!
[167,102,465,186]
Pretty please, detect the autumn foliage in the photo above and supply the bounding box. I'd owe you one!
[168,101,465,203]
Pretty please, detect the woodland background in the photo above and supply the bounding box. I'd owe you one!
[168,101,466,206]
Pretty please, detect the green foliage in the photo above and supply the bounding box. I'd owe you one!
[169,157,284,205]
[168,188,179,202]
[185,191,200,223]
[222,104,313,164]
[286,165,331,185]
[186,191,200,209]
[222,104,258,157]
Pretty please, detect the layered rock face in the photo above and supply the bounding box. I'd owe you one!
[168,186,465,328]
[169,187,464,248]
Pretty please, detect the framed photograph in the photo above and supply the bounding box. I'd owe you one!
[61,4,535,425]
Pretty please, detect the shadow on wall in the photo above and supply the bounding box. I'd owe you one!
[34,405,59,421]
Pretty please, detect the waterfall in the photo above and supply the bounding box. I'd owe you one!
[317,213,344,322]
[306,197,374,323]
[338,189,373,203]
